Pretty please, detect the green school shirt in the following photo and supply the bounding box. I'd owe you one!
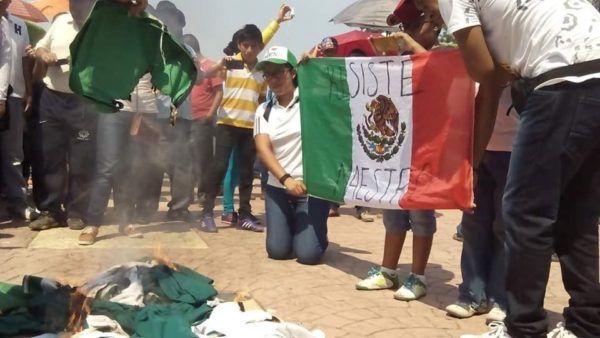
[69,0,197,112]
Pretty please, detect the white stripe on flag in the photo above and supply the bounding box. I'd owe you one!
[343,56,414,209]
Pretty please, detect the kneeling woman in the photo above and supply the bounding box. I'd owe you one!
[253,46,329,265]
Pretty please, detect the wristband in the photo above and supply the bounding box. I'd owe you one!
[279,173,292,185]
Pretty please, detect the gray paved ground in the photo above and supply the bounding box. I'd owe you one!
[0,185,574,337]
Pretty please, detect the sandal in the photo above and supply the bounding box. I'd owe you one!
[119,224,143,238]
[237,218,264,233]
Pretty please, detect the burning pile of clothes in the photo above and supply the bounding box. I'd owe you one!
[0,259,325,338]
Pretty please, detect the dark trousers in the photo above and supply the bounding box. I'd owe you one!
[0,97,27,211]
[86,112,134,226]
[158,118,193,212]
[503,80,600,338]
[459,151,511,310]
[22,83,47,209]
[190,118,215,199]
[38,88,98,222]
[202,124,255,218]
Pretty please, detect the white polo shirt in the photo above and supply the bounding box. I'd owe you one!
[35,13,79,94]
[254,88,303,189]
[7,14,29,98]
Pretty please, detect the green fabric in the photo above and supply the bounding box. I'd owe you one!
[24,21,47,46]
[151,265,217,305]
[90,264,216,337]
[0,285,72,336]
[69,0,197,111]
[0,282,27,314]
[298,58,353,202]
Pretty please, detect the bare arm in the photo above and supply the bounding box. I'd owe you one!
[453,26,511,167]
[205,86,222,119]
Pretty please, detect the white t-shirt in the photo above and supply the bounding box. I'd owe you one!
[440,0,600,80]
[119,74,158,114]
[487,88,519,152]
[7,14,29,98]
[254,88,303,189]
[36,13,79,94]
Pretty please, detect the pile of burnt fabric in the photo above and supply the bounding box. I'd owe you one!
[0,259,217,338]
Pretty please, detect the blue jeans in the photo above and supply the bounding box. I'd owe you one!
[458,151,511,311]
[222,146,239,214]
[87,111,134,226]
[265,185,329,265]
[503,80,600,338]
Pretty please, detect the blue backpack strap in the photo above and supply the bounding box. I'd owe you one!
[263,100,275,122]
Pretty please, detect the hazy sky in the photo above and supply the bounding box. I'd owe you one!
[149,0,356,59]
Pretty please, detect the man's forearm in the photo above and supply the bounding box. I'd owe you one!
[473,80,503,168]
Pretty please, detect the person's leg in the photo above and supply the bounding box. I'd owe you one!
[222,146,239,215]
[292,196,330,265]
[0,97,28,215]
[265,185,295,260]
[356,210,409,290]
[131,115,162,222]
[504,81,600,337]
[486,151,511,315]
[86,112,133,227]
[236,128,256,219]
[165,119,193,215]
[27,83,48,210]
[200,125,236,230]
[457,154,496,309]
[33,88,68,226]
[554,138,600,337]
[191,119,214,203]
[392,210,436,301]
[65,98,98,224]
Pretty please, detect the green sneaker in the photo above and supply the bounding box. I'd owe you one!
[356,267,399,290]
[394,274,427,301]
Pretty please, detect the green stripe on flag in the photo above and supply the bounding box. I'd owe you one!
[298,58,353,203]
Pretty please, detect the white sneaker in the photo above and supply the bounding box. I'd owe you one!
[355,267,399,290]
[461,321,512,338]
[446,302,488,318]
[547,323,578,338]
[486,305,507,324]
[393,274,427,301]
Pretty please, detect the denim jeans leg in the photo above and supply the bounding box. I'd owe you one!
[265,185,295,260]
[292,196,330,265]
[486,151,511,310]
[458,156,496,308]
[86,112,133,226]
[504,81,600,338]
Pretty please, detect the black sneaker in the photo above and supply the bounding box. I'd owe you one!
[246,213,262,225]
[29,213,64,231]
[8,206,41,221]
[166,209,191,222]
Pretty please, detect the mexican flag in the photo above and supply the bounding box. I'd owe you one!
[298,49,475,210]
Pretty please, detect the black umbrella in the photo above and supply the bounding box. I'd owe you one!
[331,0,399,31]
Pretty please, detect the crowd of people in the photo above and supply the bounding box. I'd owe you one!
[1,0,599,337]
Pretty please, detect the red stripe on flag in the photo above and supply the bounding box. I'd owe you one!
[399,49,475,210]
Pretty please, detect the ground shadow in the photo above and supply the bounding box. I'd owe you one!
[0,233,14,239]
[322,241,374,280]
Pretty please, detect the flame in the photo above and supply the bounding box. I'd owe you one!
[153,244,178,271]
[67,289,92,333]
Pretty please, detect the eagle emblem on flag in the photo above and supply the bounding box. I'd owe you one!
[357,95,407,162]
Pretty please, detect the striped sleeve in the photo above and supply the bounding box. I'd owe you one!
[253,102,272,137]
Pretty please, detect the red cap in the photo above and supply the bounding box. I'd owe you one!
[387,0,422,26]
